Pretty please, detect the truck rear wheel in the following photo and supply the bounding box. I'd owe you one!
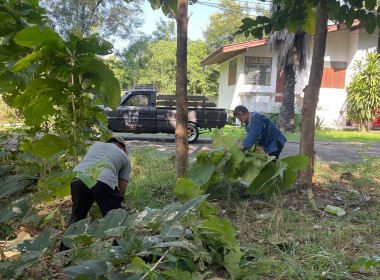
[188,123,199,143]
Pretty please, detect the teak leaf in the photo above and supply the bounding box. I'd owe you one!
[325,205,346,216]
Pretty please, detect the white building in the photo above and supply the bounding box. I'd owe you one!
[201,21,378,127]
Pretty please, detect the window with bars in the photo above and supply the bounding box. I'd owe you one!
[228,58,237,86]
[244,56,272,86]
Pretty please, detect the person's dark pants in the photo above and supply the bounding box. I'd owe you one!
[269,140,284,160]
[68,180,124,225]
[59,180,124,251]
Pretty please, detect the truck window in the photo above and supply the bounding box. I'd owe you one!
[123,94,150,107]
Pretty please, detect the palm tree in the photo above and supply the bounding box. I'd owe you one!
[269,29,310,133]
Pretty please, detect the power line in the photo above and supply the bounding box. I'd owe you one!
[196,1,272,15]
[196,0,272,6]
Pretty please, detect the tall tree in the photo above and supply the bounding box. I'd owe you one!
[145,0,190,179]
[298,5,328,184]
[175,0,189,179]
[203,0,249,50]
[269,29,310,133]
[40,0,143,43]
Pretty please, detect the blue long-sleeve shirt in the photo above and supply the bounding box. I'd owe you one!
[243,112,287,154]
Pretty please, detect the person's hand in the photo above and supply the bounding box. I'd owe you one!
[255,146,265,152]
[239,145,245,151]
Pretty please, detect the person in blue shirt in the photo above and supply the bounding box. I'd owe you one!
[233,105,287,159]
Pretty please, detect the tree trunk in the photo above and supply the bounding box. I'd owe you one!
[278,64,296,133]
[298,5,328,185]
[174,0,189,180]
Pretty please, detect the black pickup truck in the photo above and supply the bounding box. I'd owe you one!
[103,87,228,142]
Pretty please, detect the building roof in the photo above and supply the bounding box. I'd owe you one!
[201,21,363,66]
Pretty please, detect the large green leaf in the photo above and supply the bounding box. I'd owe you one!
[160,222,185,240]
[64,260,112,279]
[212,130,244,174]
[64,234,96,246]
[174,178,202,203]
[365,13,377,34]
[280,154,309,170]
[76,57,120,109]
[346,7,355,28]
[0,151,11,157]
[325,205,346,216]
[0,197,31,223]
[18,152,43,164]
[282,169,297,191]
[0,165,13,177]
[11,51,41,72]
[92,209,127,238]
[223,246,245,279]
[199,216,238,246]
[29,134,67,159]
[126,195,208,230]
[76,35,113,56]
[125,257,150,274]
[76,158,110,188]
[14,26,61,47]
[352,256,380,270]
[62,218,92,248]
[238,154,265,183]
[246,162,278,195]
[0,174,30,199]
[17,228,59,256]
[301,7,316,34]
[337,5,349,24]
[186,154,215,187]
[365,0,376,10]
[14,78,69,126]
[159,195,208,226]
[152,240,203,255]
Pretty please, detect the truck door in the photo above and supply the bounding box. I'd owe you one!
[118,93,154,133]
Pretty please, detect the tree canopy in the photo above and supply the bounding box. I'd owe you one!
[108,37,219,95]
[203,0,250,50]
[40,0,144,44]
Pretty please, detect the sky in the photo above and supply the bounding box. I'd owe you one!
[141,1,218,41]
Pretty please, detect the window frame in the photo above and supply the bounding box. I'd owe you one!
[122,94,150,107]
[244,56,272,86]
[228,58,237,86]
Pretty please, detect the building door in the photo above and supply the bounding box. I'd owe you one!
[275,71,284,102]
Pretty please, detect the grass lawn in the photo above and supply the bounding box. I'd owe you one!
[200,125,380,143]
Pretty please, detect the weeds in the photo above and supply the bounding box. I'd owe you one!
[126,147,176,210]
[204,153,380,279]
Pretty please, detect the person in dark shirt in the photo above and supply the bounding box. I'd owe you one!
[233,105,287,159]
